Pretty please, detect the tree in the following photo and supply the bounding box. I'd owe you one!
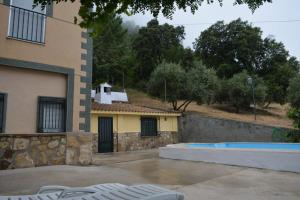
[148,62,186,111]
[257,38,299,106]
[148,61,219,112]
[186,61,219,105]
[194,19,300,105]
[181,48,195,71]
[132,19,185,88]
[34,0,271,32]
[227,71,266,113]
[93,15,134,87]
[288,75,300,109]
[287,75,300,129]
[194,19,264,78]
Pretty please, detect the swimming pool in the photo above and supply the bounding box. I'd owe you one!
[159,143,300,173]
[186,142,300,150]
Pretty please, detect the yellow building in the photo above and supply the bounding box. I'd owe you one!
[91,102,181,153]
[0,0,92,134]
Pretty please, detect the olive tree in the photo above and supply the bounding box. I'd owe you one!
[227,70,266,113]
[148,61,219,112]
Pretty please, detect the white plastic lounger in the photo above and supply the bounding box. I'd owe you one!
[38,183,126,194]
[58,184,184,200]
[0,184,126,200]
[0,184,184,200]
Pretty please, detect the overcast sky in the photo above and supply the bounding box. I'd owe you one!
[122,0,300,60]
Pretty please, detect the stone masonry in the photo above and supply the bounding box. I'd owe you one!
[0,133,94,170]
[66,132,93,165]
[0,134,66,170]
[179,112,291,143]
[93,131,178,153]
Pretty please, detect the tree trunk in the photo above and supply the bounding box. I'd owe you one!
[182,100,193,112]
[264,101,271,109]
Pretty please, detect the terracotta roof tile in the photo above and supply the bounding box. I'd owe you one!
[92,102,179,114]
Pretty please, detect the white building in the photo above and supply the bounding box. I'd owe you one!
[92,83,128,104]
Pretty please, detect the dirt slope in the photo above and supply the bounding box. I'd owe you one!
[126,89,293,128]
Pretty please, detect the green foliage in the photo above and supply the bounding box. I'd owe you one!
[92,15,135,87]
[148,62,186,106]
[227,71,266,113]
[272,128,300,143]
[181,48,195,71]
[215,79,230,104]
[288,108,300,129]
[132,19,185,88]
[148,61,219,111]
[194,19,264,78]
[288,75,300,108]
[258,38,299,106]
[186,61,219,104]
[34,0,271,32]
[287,75,300,129]
[194,19,299,105]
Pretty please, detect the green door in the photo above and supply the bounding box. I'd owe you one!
[98,117,113,153]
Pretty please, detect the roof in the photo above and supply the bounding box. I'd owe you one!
[101,82,111,88]
[91,102,181,116]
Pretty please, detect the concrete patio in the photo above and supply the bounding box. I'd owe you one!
[0,151,300,200]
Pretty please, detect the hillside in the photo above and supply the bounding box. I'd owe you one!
[126,89,294,129]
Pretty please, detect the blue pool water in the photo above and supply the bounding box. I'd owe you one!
[186,143,300,150]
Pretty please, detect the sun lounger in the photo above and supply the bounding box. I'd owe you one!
[0,183,184,200]
[0,184,126,200]
[38,183,126,194]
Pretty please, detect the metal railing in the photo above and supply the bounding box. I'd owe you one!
[8,5,46,44]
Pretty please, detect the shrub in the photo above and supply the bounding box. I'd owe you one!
[227,71,267,113]
[287,108,300,129]
[272,128,300,143]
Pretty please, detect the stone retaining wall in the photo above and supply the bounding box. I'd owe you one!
[93,131,178,153]
[0,133,93,170]
[0,134,66,170]
[179,112,289,143]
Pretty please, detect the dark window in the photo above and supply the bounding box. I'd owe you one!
[104,87,111,93]
[38,97,66,133]
[141,117,157,137]
[0,94,5,133]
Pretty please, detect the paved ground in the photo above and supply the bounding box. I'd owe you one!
[1,152,300,200]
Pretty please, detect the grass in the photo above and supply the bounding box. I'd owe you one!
[126,88,293,128]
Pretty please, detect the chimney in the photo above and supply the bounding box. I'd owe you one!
[94,82,113,104]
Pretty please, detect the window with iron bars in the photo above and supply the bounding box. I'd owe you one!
[7,0,47,44]
[37,97,66,133]
[141,117,158,137]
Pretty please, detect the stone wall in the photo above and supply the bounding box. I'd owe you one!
[0,132,93,170]
[118,132,178,151]
[0,134,66,170]
[179,112,289,143]
[93,131,178,153]
[66,132,93,165]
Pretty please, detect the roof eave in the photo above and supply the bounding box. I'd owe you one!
[91,110,181,116]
